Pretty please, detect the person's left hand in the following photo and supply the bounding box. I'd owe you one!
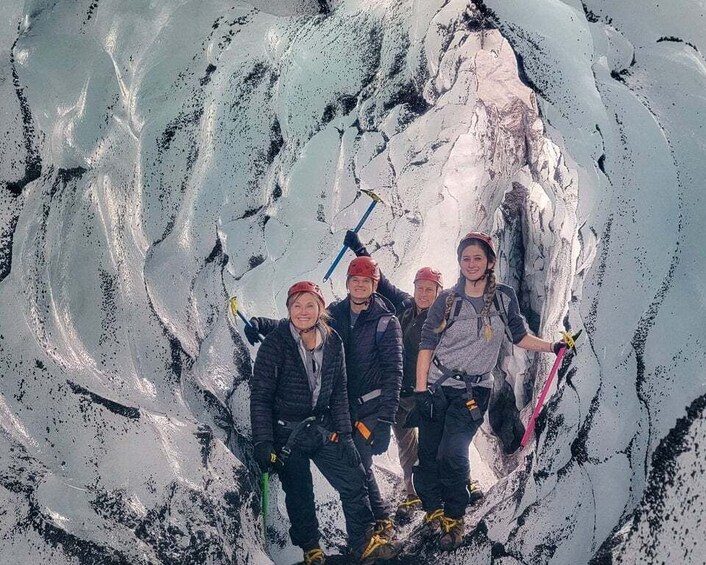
[343,230,369,257]
[551,330,582,354]
[244,318,262,346]
[370,420,392,455]
[254,441,276,471]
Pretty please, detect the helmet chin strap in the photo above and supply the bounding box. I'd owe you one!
[351,297,371,306]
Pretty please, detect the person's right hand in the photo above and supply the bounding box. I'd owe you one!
[343,230,369,257]
[254,441,276,471]
[244,318,261,346]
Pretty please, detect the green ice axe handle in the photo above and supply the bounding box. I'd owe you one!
[323,199,378,282]
[261,471,269,536]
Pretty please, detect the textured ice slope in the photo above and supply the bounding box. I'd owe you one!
[0,0,704,564]
[480,1,706,562]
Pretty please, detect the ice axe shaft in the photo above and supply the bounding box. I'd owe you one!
[520,348,566,448]
[236,309,251,328]
[323,190,383,282]
[520,330,580,448]
[261,471,269,540]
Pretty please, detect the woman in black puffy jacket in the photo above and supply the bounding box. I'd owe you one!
[250,281,397,565]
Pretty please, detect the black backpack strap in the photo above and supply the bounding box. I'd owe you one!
[442,292,463,333]
[449,297,463,326]
[492,293,513,342]
[375,315,392,346]
[399,306,414,330]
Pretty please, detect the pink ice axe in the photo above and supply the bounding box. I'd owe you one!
[521,330,581,448]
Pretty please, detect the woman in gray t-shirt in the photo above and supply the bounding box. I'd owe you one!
[412,231,570,551]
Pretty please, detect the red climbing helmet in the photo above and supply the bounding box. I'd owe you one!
[457,231,496,261]
[286,281,326,309]
[414,267,444,288]
[346,256,380,281]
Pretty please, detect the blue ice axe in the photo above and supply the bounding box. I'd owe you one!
[228,296,266,343]
[228,296,253,328]
[323,189,384,282]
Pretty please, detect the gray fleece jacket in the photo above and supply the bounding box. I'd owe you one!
[419,280,528,389]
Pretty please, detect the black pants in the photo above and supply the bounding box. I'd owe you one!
[413,386,490,519]
[353,413,390,521]
[276,424,374,551]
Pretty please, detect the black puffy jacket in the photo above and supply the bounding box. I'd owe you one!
[328,294,403,422]
[250,320,352,444]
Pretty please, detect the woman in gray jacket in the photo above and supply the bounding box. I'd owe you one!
[413,232,571,551]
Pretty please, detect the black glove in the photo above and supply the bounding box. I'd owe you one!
[551,330,582,355]
[244,318,262,346]
[343,230,370,257]
[414,390,434,420]
[254,441,276,471]
[370,420,392,456]
[339,433,362,467]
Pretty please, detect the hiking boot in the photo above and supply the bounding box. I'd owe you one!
[303,545,326,565]
[420,508,444,538]
[374,517,396,540]
[469,480,484,505]
[357,533,399,564]
[439,515,464,551]
[395,495,421,524]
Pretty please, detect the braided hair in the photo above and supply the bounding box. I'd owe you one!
[480,270,497,341]
[434,292,457,334]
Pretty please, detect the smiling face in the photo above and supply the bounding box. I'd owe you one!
[346,275,376,302]
[413,280,439,310]
[459,243,494,283]
[288,292,321,331]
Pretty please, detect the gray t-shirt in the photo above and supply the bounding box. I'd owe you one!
[349,310,360,329]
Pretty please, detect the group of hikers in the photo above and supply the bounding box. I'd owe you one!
[246,230,570,564]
